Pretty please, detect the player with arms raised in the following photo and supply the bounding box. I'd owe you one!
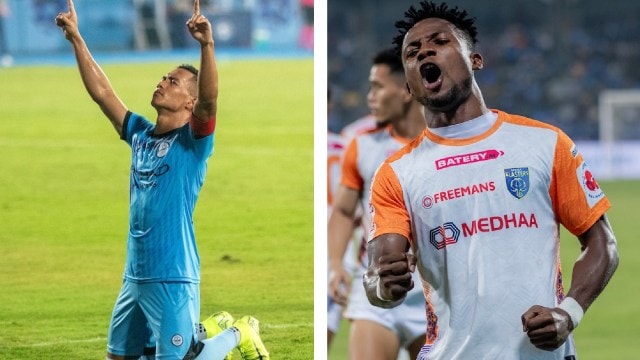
[56,0,268,359]
[365,1,619,359]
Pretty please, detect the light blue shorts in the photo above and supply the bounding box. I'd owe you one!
[107,280,200,359]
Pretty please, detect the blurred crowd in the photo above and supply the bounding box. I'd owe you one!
[0,0,311,60]
[328,0,640,140]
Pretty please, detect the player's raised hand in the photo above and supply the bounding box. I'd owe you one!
[55,0,79,41]
[376,252,416,301]
[521,305,573,351]
[186,0,213,46]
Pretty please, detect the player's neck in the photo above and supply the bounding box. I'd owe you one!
[154,111,189,135]
[425,90,488,129]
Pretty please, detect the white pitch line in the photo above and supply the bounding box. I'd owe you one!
[26,323,313,347]
[30,336,107,347]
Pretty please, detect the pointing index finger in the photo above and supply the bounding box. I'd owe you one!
[67,0,75,14]
[194,0,200,15]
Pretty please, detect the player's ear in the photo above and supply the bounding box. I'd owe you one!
[471,53,483,70]
[186,97,197,111]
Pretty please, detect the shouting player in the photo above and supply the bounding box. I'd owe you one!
[365,2,618,359]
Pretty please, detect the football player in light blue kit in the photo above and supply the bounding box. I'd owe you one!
[55,0,269,359]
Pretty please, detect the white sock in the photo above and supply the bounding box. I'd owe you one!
[194,328,241,360]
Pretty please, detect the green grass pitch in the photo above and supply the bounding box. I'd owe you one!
[0,57,313,359]
[329,180,640,359]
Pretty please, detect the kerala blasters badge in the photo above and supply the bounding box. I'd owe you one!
[504,167,529,199]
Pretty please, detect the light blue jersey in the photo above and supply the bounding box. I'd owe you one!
[120,111,214,283]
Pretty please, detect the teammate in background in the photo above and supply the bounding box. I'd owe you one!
[327,87,378,348]
[366,2,619,359]
[55,0,268,359]
[327,86,346,347]
[328,48,427,360]
[340,113,378,143]
[327,129,347,347]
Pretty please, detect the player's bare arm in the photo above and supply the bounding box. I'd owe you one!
[364,233,416,308]
[522,214,619,351]
[55,0,127,136]
[187,0,218,121]
[327,185,360,306]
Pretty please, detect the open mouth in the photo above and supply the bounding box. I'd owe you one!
[421,63,442,84]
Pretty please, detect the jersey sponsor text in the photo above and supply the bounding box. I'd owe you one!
[423,181,496,208]
[435,149,504,170]
[462,212,538,237]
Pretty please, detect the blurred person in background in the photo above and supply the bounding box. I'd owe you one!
[298,0,313,50]
[0,0,12,66]
[328,86,379,349]
[327,86,350,348]
[328,47,427,360]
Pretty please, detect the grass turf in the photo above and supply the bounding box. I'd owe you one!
[0,57,313,359]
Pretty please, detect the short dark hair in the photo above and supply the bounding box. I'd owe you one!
[392,1,478,54]
[177,64,198,96]
[372,47,404,76]
[178,64,199,77]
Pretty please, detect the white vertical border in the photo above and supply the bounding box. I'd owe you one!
[314,0,329,358]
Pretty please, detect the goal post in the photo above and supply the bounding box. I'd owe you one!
[582,89,640,179]
[599,89,640,143]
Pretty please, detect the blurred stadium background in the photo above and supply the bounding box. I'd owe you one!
[328,0,640,180]
[0,0,313,63]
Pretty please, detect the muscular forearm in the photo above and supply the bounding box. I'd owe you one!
[364,235,413,309]
[327,209,357,270]
[194,42,218,119]
[69,36,116,104]
[56,0,125,135]
[566,217,619,312]
[68,36,125,134]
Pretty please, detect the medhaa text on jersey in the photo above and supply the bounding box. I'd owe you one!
[429,212,539,250]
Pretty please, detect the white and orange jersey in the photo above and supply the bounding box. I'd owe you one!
[369,110,610,359]
[342,124,414,268]
[340,114,378,143]
[328,131,346,214]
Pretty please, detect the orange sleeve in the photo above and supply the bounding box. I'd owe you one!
[340,138,364,191]
[369,162,412,242]
[327,152,342,206]
[550,130,610,236]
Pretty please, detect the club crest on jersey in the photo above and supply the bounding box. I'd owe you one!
[157,140,171,157]
[171,334,183,347]
[504,167,529,199]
